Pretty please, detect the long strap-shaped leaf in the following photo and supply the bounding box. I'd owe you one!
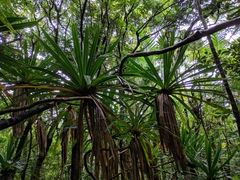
[144,57,164,87]
[34,31,81,86]
[87,25,100,75]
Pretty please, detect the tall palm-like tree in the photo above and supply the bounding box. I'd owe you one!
[122,31,224,172]
[0,41,59,179]
[0,16,54,179]
[0,40,53,136]
[19,24,121,179]
[111,101,159,179]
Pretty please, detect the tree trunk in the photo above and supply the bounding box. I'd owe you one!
[196,0,240,136]
[12,88,28,137]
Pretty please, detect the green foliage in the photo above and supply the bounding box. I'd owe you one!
[0,16,38,33]
[221,38,240,80]
[124,30,225,119]
[0,0,240,179]
[0,136,24,175]
[32,23,119,97]
[182,127,237,179]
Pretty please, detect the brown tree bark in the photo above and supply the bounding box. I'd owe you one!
[196,0,240,136]
[12,88,28,137]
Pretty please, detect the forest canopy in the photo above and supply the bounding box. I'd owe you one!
[0,0,240,179]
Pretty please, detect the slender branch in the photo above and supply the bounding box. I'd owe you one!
[133,2,178,53]
[121,3,137,51]
[0,103,55,131]
[3,38,21,44]
[119,16,240,76]
[80,0,88,44]
[136,1,177,35]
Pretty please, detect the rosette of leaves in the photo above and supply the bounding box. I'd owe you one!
[27,24,121,179]
[122,30,225,172]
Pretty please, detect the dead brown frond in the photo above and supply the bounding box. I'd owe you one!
[36,118,47,156]
[0,82,12,106]
[155,93,187,171]
[60,105,77,179]
[83,99,119,180]
[67,105,76,141]
[119,141,131,180]
[129,135,154,180]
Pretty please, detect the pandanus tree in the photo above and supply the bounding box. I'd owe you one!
[1,23,119,179]
[0,16,39,137]
[121,30,224,173]
[0,16,57,179]
[0,41,58,179]
[17,24,122,179]
[114,101,158,179]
